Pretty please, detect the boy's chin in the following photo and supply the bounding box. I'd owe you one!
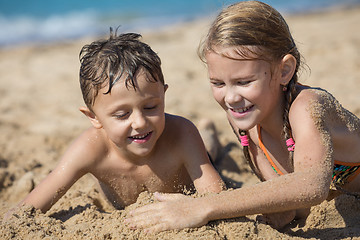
[128,145,155,158]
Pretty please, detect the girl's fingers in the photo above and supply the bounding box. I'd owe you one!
[128,201,160,216]
[126,194,202,232]
[145,222,169,234]
[125,211,159,228]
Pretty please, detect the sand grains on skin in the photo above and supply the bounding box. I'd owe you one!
[1,6,360,240]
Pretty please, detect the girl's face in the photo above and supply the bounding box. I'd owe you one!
[206,47,284,131]
[91,69,167,158]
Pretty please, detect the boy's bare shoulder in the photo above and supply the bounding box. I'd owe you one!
[160,114,201,149]
[164,113,198,133]
[67,127,109,167]
[160,114,205,160]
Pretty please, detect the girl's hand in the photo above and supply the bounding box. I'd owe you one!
[256,207,311,230]
[256,210,296,229]
[125,192,209,233]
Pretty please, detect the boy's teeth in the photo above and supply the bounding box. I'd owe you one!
[233,106,251,113]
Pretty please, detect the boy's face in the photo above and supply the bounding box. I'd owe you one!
[91,69,167,158]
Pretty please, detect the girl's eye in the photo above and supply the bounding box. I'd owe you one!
[237,80,251,86]
[210,81,225,87]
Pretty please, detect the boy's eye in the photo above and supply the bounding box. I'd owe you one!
[113,112,129,119]
[144,105,157,110]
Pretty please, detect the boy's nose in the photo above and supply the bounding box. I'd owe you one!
[225,86,242,105]
[131,111,147,130]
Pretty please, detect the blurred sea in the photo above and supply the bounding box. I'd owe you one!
[1,0,359,47]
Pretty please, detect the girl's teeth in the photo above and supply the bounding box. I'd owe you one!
[131,133,150,139]
[233,106,251,113]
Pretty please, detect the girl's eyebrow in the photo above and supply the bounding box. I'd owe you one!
[209,74,256,81]
[209,77,221,81]
[233,75,256,81]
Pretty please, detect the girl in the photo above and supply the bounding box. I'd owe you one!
[126,0,360,232]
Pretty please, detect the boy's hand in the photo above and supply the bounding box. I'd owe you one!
[125,192,209,233]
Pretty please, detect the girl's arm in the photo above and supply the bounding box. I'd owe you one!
[126,167,329,233]
[126,93,333,232]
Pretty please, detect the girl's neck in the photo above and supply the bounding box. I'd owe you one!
[258,96,286,140]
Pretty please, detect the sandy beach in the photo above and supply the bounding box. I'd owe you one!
[1,5,360,239]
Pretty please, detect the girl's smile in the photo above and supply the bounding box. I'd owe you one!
[206,47,284,131]
[229,105,254,118]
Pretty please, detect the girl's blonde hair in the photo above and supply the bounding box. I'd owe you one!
[199,1,302,177]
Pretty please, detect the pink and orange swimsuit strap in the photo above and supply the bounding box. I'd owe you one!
[257,125,360,185]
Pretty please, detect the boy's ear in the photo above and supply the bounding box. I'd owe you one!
[279,54,296,85]
[79,106,102,129]
[164,84,169,93]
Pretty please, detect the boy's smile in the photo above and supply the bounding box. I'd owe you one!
[128,131,153,143]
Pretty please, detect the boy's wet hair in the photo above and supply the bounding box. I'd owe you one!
[79,28,164,109]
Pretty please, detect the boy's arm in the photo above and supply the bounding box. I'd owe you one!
[178,118,224,194]
[7,128,102,216]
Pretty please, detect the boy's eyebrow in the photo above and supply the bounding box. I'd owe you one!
[107,96,162,112]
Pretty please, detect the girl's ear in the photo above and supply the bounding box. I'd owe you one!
[279,54,297,85]
[79,106,102,129]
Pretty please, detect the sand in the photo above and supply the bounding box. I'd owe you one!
[1,6,360,239]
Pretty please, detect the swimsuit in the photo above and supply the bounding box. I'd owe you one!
[257,125,360,186]
[332,161,360,186]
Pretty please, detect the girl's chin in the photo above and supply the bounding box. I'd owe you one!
[228,105,254,119]
[228,116,256,131]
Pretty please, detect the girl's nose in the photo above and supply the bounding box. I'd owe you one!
[131,111,147,130]
[225,86,242,105]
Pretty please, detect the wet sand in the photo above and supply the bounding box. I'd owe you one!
[1,6,360,239]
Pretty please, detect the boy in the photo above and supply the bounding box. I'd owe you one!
[5,31,223,217]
